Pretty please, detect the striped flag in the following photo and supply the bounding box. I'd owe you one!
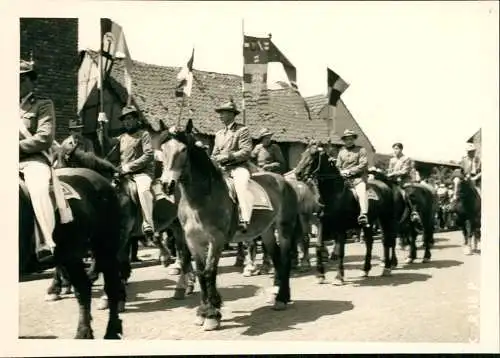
[327,67,349,106]
[100,18,134,105]
[175,48,195,98]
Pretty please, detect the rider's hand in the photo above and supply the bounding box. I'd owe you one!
[120,164,131,175]
[214,153,230,163]
[341,170,350,177]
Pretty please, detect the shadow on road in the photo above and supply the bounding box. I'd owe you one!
[431,244,462,250]
[125,277,178,301]
[353,272,432,287]
[124,284,262,313]
[19,335,58,339]
[224,300,354,336]
[405,259,463,270]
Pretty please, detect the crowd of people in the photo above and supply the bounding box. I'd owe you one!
[19,58,482,263]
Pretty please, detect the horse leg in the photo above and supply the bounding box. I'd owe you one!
[422,214,433,262]
[86,255,100,285]
[153,231,171,267]
[381,225,394,277]
[170,222,195,299]
[362,225,374,277]
[192,254,209,326]
[234,242,245,267]
[243,239,259,277]
[200,240,223,331]
[315,220,327,284]
[97,251,125,339]
[60,255,94,339]
[45,266,63,301]
[405,225,418,264]
[260,240,274,275]
[273,224,293,310]
[332,231,346,285]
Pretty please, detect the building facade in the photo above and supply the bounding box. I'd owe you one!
[20,18,79,141]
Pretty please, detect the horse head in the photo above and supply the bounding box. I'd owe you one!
[452,172,478,203]
[294,144,340,183]
[160,119,217,196]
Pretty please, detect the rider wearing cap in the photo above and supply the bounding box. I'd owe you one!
[211,98,253,233]
[19,59,58,259]
[103,105,155,237]
[251,127,286,174]
[387,142,420,222]
[460,143,481,193]
[335,129,369,225]
[57,117,95,168]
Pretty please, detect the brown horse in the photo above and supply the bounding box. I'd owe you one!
[19,168,124,339]
[160,119,302,331]
[294,147,397,284]
[451,174,481,255]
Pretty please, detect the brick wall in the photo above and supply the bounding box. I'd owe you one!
[20,18,79,142]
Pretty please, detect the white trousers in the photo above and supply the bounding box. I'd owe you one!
[353,181,368,215]
[133,173,155,233]
[20,161,56,250]
[229,167,254,223]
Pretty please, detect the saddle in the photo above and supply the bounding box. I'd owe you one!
[19,175,81,210]
[223,174,273,211]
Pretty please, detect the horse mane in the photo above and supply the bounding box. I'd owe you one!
[170,130,225,183]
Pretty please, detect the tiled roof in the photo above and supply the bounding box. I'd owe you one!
[304,95,375,152]
[107,56,336,144]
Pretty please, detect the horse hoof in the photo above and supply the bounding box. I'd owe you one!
[272,301,287,311]
[173,288,186,300]
[360,271,369,278]
[186,285,195,296]
[233,258,245,268]
[422,257,431,263]
[332,277,344,286]
[243,266,258,277]
[168,267,181,276]
[203,317,221,331]
[404,257,414,264]
[75,327,94,339]
[97,296,109,310]
[463,246,473,256]
[317,276,326,284]
[160,257,170,268]
[44,293,61,302]
[62,287,73,295]
[194,315,205,326]
[381,268,391,277]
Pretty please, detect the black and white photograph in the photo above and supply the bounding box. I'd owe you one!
[2,0,499,355]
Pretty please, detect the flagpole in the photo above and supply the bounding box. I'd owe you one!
[241,18,246,125]
[97,41,111,157]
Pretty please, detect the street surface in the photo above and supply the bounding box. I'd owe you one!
[19,230,480,342]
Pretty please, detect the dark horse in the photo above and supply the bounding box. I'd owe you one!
[294,147,396,284]
[451,174,481,255]
[160,119,301,331]
[19,168,124,339]
[370,170,436,264]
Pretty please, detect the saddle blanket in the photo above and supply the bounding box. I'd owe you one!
[20,180,81,206]
[225,178,273,211]
[349,187,379,201]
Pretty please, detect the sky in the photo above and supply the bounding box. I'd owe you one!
[75,1,498,162]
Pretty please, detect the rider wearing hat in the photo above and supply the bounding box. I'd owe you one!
[460,143,481,192]
[211,98,253,232]
[387,142,420,222]
[251,127,286,174]
[57,117,95,168]
[103,105,155,236]
[335,129,369,225]
[19,59,58,258]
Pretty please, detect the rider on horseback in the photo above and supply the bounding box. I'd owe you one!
[103,105,156,237]
[19,59,60,261]
[211,98,253,233]
[386,142,420,223]
[251,128,285,174]
[336,129,369,226]
[460,143,481,194]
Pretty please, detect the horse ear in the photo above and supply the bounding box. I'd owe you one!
[185,118,194,134]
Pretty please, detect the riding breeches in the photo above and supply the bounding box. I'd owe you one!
[133,173,155,233]
[19,160,56,251]
[229,166,254,223]
[353,180,368,215]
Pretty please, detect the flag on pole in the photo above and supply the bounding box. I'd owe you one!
[327,67,349,106]
[175,48,195,98]
[100,18,134,105]
[267,37,297,89]
[243,35,270,102]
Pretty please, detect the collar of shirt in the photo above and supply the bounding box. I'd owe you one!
[225,121,236,132]
[20,92,33,107]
